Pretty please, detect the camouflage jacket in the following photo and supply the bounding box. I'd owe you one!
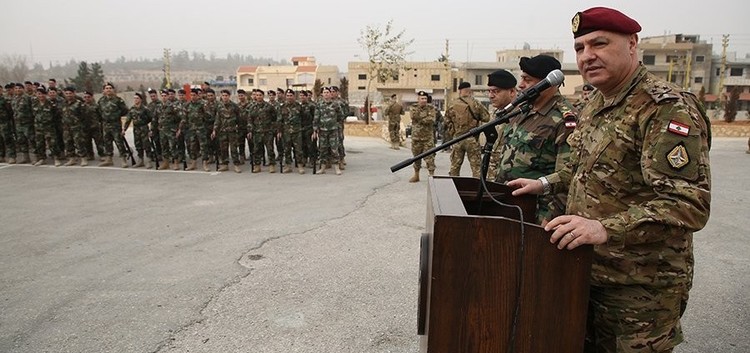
[444,96,489,136]
[550,65,711,288]
[237,100,250,130]
[410,104,436,142]
[0,95,12,124]
[184,101,209,130]
[160,100,183,131]
[147,100,162,130]
[12,94,34,125]
[124,104,152,130]
[81,101,102,130]
[333,97,348,123]
[60,99,84,127]
[494,94,578,221]
[313,100,342,132]
[247,100,277,133]
[32,99,57,127]
[214,101,240,132]
[299,101,315,130]
[98,95,129,124]
[204,99,218,126]
[384,100,404,120]
[278,101,302,133]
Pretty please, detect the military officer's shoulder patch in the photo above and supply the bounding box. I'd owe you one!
[647,84,680,104]
[666,142,690,170]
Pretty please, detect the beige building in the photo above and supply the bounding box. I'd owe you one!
[639,34,713,94]
[348,61,453,109]
[236,56,339,93]
[496,45,565,64]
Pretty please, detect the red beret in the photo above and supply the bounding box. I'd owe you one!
[572,7,641,38]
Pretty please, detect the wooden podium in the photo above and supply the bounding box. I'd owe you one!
[417,176,593,353]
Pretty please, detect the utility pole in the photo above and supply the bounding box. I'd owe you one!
[444,39,451,109]
[718,34,729,109]
[163,48,172,89]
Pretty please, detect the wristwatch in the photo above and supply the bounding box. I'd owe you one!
[538,176,551,195]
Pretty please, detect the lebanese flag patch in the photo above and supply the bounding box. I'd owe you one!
[668,120,690,136]
[565,121,577,128]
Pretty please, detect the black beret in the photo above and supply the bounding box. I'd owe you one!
[15,83,24,88]
[167,89,176,94]
[63,86,76,92]
[267,90,276,95]
[134,92,144,100]
[190,88,201,94]
[24,81,32,85]
[33,82,41,87]
[203,81,210,86]
[237,89,246,94]
[458,82,471,90]
[220,89,231,95]
[148,89,157,94]
[161,89,169,94]
[84,91,94,96]
[285,89,295,95]
[487,70,517,89]
[417,91,428,97]
[330,86,339,92]
[205,88,215,93]
[277,88,284,92]
[47,87,58,92]
[572,7,641,38]
[519,55,561,80]
[177,89,185,94]
[36,87,47,94]
[103,82,115,89]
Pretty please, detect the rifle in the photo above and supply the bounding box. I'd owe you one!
[278,131,284,173]
[311,134,319,175]
[148,134,160,170]
[214,133,220,171]
[122,134,136,166]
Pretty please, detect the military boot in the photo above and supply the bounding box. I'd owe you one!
[186,160,196,171]
[334,164,342,175]
[297,163,305,174]
[269,164,276,173]
[0,157,4,163]
[202,160,210,172]
[33,158,46,166]
[54,158,62,167]
[252,165,261,173]
[428,169,435,177]
[409,170,420,183]
[98,156,113,167]
[171,160,180,170]
[133,158,144,168]
[234,165,242,173]
[391,142,400,150]
[17,153,28,164]
[120,156,129,168]
[80,158,88,167]
[64,158,77,166]
[218,164,228,172]
[145,158,153,169]
[159,160,170,170]
[282,165,292,173]
[338,161,346,170]
[7,157,16,164]
[318,164,327,174]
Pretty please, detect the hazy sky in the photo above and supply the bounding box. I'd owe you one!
[2,0,748,71]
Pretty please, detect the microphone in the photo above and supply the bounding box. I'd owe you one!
[500,69,565,112]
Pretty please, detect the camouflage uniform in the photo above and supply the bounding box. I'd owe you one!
[12,93,36,159]
[247,100,277,166]
[334,96,348,161]
[98,95,129,158]
[313,99,342,166]
[269,98,282,162]
[32,98,62,160]
[183,100,210,162]
[159,99,182,163]
[147,99,162,161]
[237,99,250,161]
[409,103,437,174]
[123,104,153,160]
[494,94,577,223]
[299,99,316,163]
[213,100,241,166]
[278,100,303,167]
[548,66,711,352]
[60,97,88,159]
[80,99,105,158]
[384,99,404,144]
[0,95,15,161]
[444,96,489,177]
[203,98,219,160]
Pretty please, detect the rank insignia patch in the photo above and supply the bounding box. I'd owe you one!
[666,143,689,169]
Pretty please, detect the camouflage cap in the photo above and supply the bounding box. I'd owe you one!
[572,7,641,38]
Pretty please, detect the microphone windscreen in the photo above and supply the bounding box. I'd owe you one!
[547,70,565,86]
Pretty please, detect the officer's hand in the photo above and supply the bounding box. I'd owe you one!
[506,178,544,196]
[246,132,252,140]
[211,131,216,140]
[176,130,181,138]
[311,131,318,141]
[121,129,126,136]
[545,215,608,250]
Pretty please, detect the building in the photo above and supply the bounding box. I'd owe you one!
[348,61,453,110]
[236,56,339,93]
[709,52,750,113]
[638,34,713,94]
[496,45,564,64]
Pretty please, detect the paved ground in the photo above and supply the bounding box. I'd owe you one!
[0,136,747,353]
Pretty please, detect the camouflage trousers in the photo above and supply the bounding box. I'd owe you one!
[132,125,152,159]
[411,138,435,172]
[338,122,346,158]
[302,128,314,162]
[0,120,16,158]
[84,122,104,158]
[317,129,340,165]
[584,284,685,353]
[160,127,179,161]
[102,120,128,157]
[13,121,35,154]
[251,130,276,166]
[62,123,87,158]
[34,123,62,159]
[281,130,304,166]
[388,118,401,143]
[449,137,482,177]
[237,127,248,159]
[186,126,209,161]
[216,131,240,165]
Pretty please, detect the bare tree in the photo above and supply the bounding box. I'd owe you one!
[358,19,413,124]
[0,54,30,83]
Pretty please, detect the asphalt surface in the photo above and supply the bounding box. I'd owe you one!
[0,136,747,353]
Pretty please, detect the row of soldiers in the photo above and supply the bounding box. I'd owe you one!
[0,81,350,175]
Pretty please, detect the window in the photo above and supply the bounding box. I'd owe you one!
[475,75,482,85]
[392,73,399,82]
[695,55,705,63]
[431,74,441,81]
[716,68,721,76]
[286,78,294,87]
[642,55,655,65]
[452,78,458,92]
[358,86,366,90]
[259,79,267,86]
[666,55,682,63]
[730,68,743,76]
[694,77,703,84]
[297,73,314,85]
[247,77,254,85]
[328,78,331,84]
[358,74,367,80]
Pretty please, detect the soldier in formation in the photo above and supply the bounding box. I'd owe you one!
[443,82,490,177]
[122,92,153,168]
[312,86,344,175]
[211,89,242,173]
[407,91,437,182]
[383,94,404,150]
